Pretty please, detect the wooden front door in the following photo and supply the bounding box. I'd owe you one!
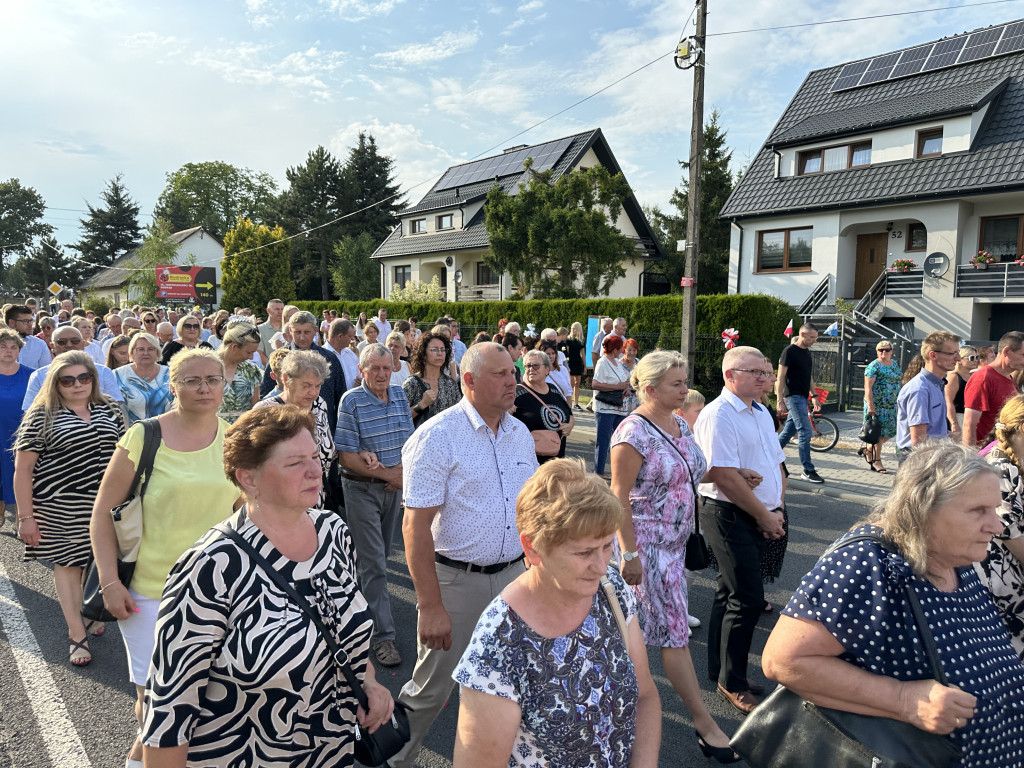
[855,233,889,298]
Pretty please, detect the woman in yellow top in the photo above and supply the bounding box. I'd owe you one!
[90,348,239,768]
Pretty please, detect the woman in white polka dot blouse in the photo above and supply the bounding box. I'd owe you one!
[762,441,1024,768]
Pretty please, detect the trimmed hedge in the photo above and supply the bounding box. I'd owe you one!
[294,294,800,389]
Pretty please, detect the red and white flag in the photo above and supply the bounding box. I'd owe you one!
[783,319,794,338]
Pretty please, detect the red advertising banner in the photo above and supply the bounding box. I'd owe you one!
[155,266,217,304]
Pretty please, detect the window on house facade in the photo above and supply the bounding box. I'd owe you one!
[757,228,813,272]
[797,140,872,175]
[436,214,453,230]
[916,128,943,158]
[907,223,927,252]
[394,265,412,289]
[980,216,1023,261]
[410,218,427,234]
[477,262,498,285]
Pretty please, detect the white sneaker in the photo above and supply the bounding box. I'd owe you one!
[687,613,701,628]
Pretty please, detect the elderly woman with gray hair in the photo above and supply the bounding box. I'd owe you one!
[763,441,1024,768]
[115,332,173,424]
[255,349,338,509]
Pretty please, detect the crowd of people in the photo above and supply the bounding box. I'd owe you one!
[2,297,1024,767]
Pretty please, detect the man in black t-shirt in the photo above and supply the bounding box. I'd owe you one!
[776,324,824,483]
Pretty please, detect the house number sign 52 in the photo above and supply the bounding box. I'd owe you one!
[890,230,903,239]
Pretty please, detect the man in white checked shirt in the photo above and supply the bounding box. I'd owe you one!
[389,342,538,767]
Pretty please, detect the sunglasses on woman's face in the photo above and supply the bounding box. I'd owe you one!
[182,323,201,330]
[966,355,980,361]
[58,372,94,387]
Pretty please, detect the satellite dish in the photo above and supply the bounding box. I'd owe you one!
[923,252,950,278]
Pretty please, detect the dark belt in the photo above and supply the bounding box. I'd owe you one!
[340,471,386,484]
[434,552,524,575]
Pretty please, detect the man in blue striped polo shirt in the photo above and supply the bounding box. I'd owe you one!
[335,343,415,667]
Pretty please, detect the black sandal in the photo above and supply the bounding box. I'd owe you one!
[68,636,91,667]
[858,446,872,467]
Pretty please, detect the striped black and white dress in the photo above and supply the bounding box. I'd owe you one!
[143,507,373,767]
[14,399,125,566]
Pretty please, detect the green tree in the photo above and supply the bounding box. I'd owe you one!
[221,217,293,310]
[277,146,348,301]
[128,219,181,305]
[330,232,380,301]
[339,132,405,241]
[74,173,142,268]
[483,162,638,299]
[154,161,278,238]
[659,109,736,295]
[8,237,84,296]
[0,179,52,285]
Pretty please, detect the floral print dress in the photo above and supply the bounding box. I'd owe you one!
[610,413,707,647]
[863,359,902,438]
[975,448,1024,660]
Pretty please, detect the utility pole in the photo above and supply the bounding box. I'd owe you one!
[679,0,707,372]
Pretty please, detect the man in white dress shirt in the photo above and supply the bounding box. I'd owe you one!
[372,308,392,339]
[326,318,360,390]
[390,342,538,767]
[694,346,786,716]
[5,305,51,370]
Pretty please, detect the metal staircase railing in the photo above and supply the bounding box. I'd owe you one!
[798,274,831,315]
[853,270,888,318]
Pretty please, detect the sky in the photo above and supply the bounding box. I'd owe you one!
[4,0,1024,252]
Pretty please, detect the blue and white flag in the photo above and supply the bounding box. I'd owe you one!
[824,322,839,336]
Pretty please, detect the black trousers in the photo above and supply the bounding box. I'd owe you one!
[700,496,766,692]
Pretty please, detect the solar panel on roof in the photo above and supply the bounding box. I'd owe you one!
[996,21,1024,53]
[960,27,1004,62]
[831,61,870,91]
[860,52,901,85]
[890,44,931,78]
[432,136,576,192]
[922,36,968,71]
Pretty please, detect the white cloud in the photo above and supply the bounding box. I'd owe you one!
[430,76,531,117]
[518,0,544,11]
[375,29,481,66]
[330,119,461,198]
[188,43,347,100]
[319,0,403,22]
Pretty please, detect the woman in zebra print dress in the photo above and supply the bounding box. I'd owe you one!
[14,351,126,666]
[142,404,394,767]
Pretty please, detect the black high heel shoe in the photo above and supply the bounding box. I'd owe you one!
[695,729,742,764]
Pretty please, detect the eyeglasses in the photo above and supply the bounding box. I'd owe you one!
[524,363,546,370]
[53,337,83,346]
[177,375,226,390]
[182,323,201,330]
[966,355,980,361]
[12,317,33,325]
[144,318,157,324]
[877,347,893,352]
[58,372,94,387]
[733,368,773,379]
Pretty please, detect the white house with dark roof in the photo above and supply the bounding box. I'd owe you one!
[79,226,224,308]
[372,128,666,301]
[721,18,1024,340]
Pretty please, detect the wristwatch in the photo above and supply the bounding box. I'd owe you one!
[621,550,640,561]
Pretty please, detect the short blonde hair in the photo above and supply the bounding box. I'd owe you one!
[682,389,705,408]
[516,458,622,552]
[168,348,224,383]
[128,332,160,358]
[632,350,686,404]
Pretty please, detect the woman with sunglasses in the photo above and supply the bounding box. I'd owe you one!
[91,348,239,768]
[159,315,213,365]
[14,351,126,666]
[861,341,902,473]
[217,321,263,424]
[946,345,980,437]
[116,333,173,425]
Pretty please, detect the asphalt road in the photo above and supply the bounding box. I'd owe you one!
[0,416,871,768]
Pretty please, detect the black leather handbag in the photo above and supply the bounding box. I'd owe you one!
[731,533,962,768]
[859,414,882,445]
[223,526,410,766]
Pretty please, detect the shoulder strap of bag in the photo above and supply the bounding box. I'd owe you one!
[134,419,163,498]
[220,523,369,711]
[824,531,950,686]
[633,414,700,530]
[517,383,563,424]
[599,577,629,654]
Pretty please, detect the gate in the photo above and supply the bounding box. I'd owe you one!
[820,336,918,412]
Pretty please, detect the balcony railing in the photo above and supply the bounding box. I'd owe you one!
[885,269,924,297]
[456,284,501,302]
[955,263,1024,298]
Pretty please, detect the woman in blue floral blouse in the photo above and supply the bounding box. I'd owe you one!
[452,458,661,768]
[862,340,902,473]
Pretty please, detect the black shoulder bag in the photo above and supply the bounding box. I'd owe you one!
[82,419,162,623]
[731,532,962,768]
[222,526,410,766]
[633,414,710,571]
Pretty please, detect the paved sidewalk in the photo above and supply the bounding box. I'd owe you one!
[783,410,895,503]
[568,404,895,503]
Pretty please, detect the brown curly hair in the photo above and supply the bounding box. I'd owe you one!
[410,331,452,376]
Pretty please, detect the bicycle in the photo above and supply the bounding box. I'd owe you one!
[779,388,839,452]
